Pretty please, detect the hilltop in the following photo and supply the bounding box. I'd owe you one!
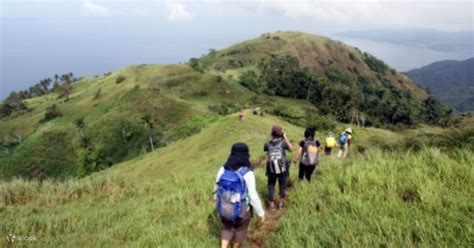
[0,31,451,179]
[406,58,474,112]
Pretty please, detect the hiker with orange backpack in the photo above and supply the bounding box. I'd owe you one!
[214,143,265,248]
[264,125,293,210]
[293,127,321,181]
[337,128,353,159]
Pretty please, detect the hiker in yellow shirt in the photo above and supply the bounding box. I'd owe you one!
[324,131,336,155]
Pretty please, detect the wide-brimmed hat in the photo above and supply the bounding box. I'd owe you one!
[345,128,352,134]
[224,142,251,171]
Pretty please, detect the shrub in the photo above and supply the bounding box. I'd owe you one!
[364,53,388,74]
[116,76,126,84]
[40,104,63,123]
[208,102,239,115]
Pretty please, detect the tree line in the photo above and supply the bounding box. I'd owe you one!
[1,73,78,118]
[239,54,455,127]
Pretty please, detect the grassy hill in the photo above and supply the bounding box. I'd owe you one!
[192,31,441,127]
[406,58,474,112]
[0,63,320,179]
[1,112,472,247]
[0,30,472,247]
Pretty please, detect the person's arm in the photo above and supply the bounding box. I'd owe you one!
[244,171,265,219]
[294,146,303,162]
[212,167,225,199]
[283,132,293,151]
[348,135,352,147]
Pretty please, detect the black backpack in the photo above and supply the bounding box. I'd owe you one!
[267,140,287,174]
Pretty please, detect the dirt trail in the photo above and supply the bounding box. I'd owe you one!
[247,201,286,248]
[247,154,337,247]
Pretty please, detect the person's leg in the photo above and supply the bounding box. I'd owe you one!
[298,162,305,180]
[325,147,330,155]
[233,211,252,247]
[278,174,287,199]
[328,148,332,155]
[342,144,348,158]
[267,174,277,203]
[221,219,234,248]
[337,146,343,158]
[232,243,241,248]
[306,166,316,181]
[221,240,230,248]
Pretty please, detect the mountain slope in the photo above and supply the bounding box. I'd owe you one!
[1,31,446,180]
[1,112,472,247]
[194,31,432,126]
[406,58,474,112]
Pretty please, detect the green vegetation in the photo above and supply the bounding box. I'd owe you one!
[0,33,471,247]
[115,75,126,84]
[407,58,474,112]
[1,112,472,247]
[268,148,473,247]
[40,104,63,123]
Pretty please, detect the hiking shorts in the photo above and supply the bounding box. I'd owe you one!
[221,210,252,243]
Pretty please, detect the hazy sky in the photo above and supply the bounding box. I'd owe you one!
[1,0,473,97]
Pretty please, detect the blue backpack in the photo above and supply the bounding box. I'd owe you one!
[339,133,348,145]
[216,167,251,222]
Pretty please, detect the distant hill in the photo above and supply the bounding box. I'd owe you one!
[336,29,474,53]
[1,31,448,180]
[406,58,474,112]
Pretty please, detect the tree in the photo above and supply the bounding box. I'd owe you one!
[56,82,73,102]
[141,113,156,151]
[0,92,28,117]
[74,117,92,148]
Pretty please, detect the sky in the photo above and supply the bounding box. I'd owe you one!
[1,0,473,98]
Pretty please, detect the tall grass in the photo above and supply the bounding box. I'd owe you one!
[1,113,472,247]
[266,148,473,247]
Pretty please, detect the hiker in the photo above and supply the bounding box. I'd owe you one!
[324,131,336,155]
[214,143,265,248]
[264,125,293,210]
[337,128,353,159]
[239,109,244,121]
[252,107,260,115]
[294,127,320,182]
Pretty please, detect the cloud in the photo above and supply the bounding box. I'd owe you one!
[195,0,472,31]
[165,0,192,21]
[83,0,110,15]
[252,0,473,31]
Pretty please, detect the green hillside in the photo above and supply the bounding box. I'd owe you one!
[0,63,319,179]
[1,31,470,247]
[194,31,434,126]
[1,112,472,247]
[1,31,452,180]
[406,58,474,112]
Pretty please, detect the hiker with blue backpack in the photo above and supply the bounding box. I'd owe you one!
[337,128,353,159]
[214,142,265,248]
[264,125,293,210]
[293,127,321,182]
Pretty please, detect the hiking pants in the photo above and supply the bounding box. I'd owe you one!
[337,144,348,158]
[267,173,287,202]
[298,163,316,181]
[324,147,332,155]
